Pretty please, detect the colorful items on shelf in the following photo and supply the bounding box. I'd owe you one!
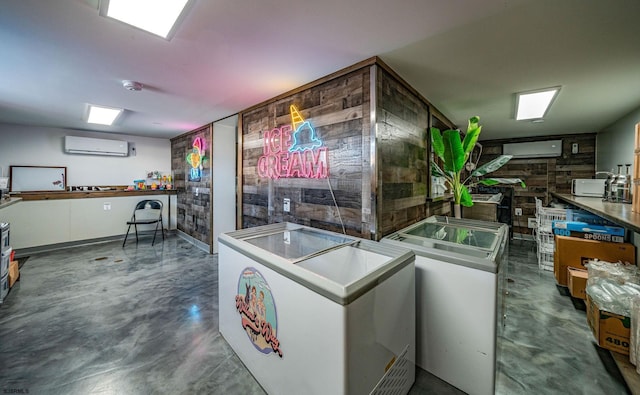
[132,174,172,190]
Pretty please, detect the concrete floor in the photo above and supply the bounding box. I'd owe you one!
[0,236,631,394]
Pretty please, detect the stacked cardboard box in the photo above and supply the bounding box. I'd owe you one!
[8,260,18,287]
[567,267,588,299]
[586,294,631,355]
[554,236,635,286]
[552,220,625,243]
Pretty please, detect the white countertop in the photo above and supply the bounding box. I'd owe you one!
[0,197,21,210]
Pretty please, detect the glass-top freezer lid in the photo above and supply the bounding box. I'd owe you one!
[244,227,353,261]
[404,222,498,250]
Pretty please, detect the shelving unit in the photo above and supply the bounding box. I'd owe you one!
[535,197,567,271]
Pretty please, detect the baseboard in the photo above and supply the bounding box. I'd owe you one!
[513,232,535,241]
[176,230,211,253]
[15,229,176,258]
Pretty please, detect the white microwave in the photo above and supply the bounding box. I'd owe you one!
[571,179,605,197]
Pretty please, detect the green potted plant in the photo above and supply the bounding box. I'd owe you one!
[431,116,525,218]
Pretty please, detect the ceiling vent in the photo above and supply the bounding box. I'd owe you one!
[122,80,143,91]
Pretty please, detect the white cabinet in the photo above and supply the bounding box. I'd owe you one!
[0,195,175,249]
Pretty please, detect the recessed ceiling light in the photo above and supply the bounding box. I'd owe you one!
[87,104,123,125]
[515,87,560,121]
[99,0,192,40]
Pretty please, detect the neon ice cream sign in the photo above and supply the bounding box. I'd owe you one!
[186,136,205,181]
[257,105,328,179]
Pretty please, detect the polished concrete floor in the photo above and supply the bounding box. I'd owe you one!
[0,236,631,394]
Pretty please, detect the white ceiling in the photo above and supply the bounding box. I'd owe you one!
[1,0,639,141]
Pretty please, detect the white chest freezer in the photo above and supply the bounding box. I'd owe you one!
[382,216,509,395]
[218,222,416,395]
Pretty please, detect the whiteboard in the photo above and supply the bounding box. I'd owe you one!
[10,166,67,192]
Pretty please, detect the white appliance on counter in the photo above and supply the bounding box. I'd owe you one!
[218,222,416,395]
[382,216,509,395]
[571,178,605,197]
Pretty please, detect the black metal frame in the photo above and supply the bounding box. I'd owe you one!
[122,199,165,247]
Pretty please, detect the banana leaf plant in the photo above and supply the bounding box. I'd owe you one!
[430,116,526,218]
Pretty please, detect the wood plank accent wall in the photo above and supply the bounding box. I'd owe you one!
[239,57,455,240]
[171,124,213,247]
[376,67,431,237]
[241,67,372,237]
[477,133,596,236]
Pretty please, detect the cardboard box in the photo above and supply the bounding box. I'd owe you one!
[8,260,18,288]
[586,294,631,355]
[567,267,588,299]
[554,235,636,286]
[552,220,625,237]
[566,209,617,226]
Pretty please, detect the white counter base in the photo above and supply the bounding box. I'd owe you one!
[0,195,175,249]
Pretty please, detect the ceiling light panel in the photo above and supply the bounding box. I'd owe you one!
[100,0,191,39]
[515,87,560,121]
[87,104,123,125]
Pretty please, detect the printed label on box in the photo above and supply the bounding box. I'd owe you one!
[579,232,625,243]
[587,295,631,355]
[599,311,631,354]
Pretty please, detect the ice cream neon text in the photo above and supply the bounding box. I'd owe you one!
[256,105,328,179]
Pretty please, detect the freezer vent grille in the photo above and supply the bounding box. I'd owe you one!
[369,345,412,395]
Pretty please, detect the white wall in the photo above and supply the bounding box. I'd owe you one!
[0,123,177,250]
[212,115,238,253]
[0,123,171,186]
[596,106,640,174]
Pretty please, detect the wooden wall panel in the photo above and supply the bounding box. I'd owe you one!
[170,124,212,246]
[240,68,371,237]
[478,133,597,236]
[427,200,453,217]
[376,67,431,239]
[239,58,452,240]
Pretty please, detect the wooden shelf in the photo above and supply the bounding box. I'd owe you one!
[612,351,640,395]
[10,189,178,201]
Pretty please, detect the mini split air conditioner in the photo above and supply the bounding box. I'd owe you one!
[64,136,128,157]
[503,139,562,158]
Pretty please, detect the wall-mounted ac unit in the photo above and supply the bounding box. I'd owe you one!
[503,139,562,158]
[64,136,128,157]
